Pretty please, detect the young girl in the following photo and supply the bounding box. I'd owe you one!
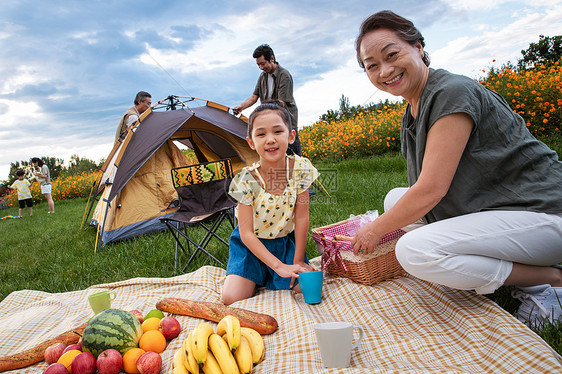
[222,101,319,305]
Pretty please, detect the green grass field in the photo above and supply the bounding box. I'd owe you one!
[1,153,561,353]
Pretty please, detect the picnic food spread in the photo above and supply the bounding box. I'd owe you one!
[0,322,86,372]
[2,263,562,372]
[173,315,266,374]
[156,297,278,334]
[0,301,271,373]
[0,308,183,373]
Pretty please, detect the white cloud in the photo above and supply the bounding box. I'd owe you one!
[0,65,48,94]
[0,99,42,130]
[445,0,512,11]
[431,5,562,78]
[139,6,307,75]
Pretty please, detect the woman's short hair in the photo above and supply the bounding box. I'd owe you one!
[355,10,430,68]
[247,100,292,137]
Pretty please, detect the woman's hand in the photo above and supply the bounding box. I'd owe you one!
[351,113,475,256]
[351,220,382,255]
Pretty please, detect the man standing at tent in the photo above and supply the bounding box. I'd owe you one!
[114,91,152,143]
[233,44,301,155]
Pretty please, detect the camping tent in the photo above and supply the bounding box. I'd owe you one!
[85,96,258,250]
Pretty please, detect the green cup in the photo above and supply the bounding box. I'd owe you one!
[88,290,116,314]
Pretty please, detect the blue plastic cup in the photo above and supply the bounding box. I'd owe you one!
[299,270,323,304]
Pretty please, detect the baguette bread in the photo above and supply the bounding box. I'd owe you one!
[156,298,278,334]
[0,322,87,373]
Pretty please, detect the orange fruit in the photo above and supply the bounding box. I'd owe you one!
[141,317,161,333]
[57,350,81,372]
[138,330,167,353]
[123,348,146,374]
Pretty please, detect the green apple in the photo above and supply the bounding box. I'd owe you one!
[144,309,165,320]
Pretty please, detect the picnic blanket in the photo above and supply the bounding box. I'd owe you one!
[1,257,561,373]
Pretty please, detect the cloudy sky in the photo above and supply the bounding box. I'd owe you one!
[1,0,561,180]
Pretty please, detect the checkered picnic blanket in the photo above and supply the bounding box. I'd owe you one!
[1,258,561,373]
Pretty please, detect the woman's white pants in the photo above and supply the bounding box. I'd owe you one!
[386,188,562,294]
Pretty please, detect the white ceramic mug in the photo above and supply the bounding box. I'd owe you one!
[314,321,364,368]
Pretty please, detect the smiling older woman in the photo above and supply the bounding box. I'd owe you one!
[350,10,562,327]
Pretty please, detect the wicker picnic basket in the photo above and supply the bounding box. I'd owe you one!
[311,216,406,286]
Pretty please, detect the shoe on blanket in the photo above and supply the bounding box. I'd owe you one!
[512,284,562,327]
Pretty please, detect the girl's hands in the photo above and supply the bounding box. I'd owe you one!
[295,261,315,272]
[275,263,312,289]
[351,220,382,255]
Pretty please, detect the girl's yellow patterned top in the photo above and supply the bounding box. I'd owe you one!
[229,155,319,239]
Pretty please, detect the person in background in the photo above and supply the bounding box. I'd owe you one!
[8,169,33,217]
[233,44,301,156]
[351,10,562,328]
[114,91,152,143]
[222,101,318,305]
[31,157,55,214]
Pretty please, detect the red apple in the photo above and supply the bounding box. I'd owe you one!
[136,351,162,374]
[63,343,82,354]
[129,309,144,324]
[159,316,181,339]
[96,349,123,374]
[71,352,96,374]
[44,343,66,365]
[43,363,68,374]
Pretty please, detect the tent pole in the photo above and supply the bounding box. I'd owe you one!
[93,198,104,253]
[81,170,102,230]
[94,223,101,253]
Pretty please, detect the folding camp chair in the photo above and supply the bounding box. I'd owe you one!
[161,159,236,273]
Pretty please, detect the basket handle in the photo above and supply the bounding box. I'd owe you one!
[335,234,352,241]
[318,218,352,230]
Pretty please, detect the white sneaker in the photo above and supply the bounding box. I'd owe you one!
[512,284,562,327]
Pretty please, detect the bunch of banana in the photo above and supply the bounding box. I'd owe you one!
[173,315,266,374]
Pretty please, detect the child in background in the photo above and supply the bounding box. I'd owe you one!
[8,169,33,218]
[222,101,319,305]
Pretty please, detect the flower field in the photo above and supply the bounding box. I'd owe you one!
[300,102,406,160]
[2,170,99,208]
[480,58,562,137]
